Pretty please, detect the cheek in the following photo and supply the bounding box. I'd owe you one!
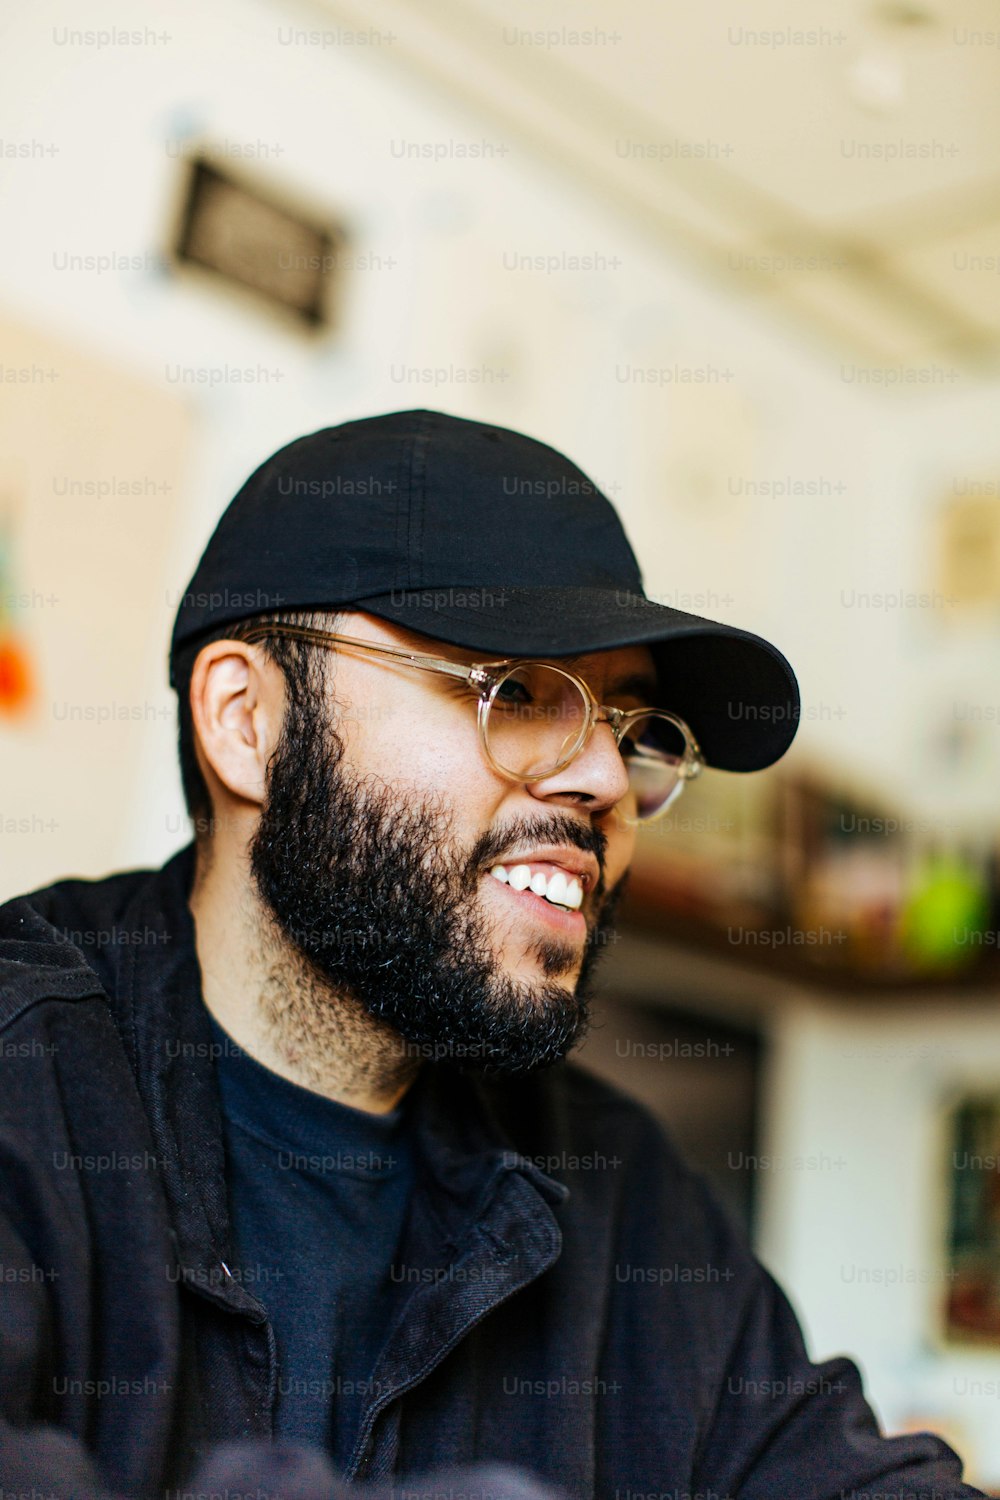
[336,684,505,812]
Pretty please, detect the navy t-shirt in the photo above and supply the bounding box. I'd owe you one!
[206,1010,414,1469]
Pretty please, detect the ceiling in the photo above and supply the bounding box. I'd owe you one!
[307,0,1000,367]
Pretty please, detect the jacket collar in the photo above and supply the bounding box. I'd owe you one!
[110,843,569,1323]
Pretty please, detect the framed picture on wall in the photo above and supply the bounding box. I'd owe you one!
[941,1090,1000,1344]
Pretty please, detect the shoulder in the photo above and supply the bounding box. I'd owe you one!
[0,862,157,932]
[0,858,176,1028]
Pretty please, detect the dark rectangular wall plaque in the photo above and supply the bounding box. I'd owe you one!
[173,157,343,330]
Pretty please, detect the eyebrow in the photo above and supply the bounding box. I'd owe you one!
[606,671,660,701]
[560,657,659,701]
[439,642,660,701]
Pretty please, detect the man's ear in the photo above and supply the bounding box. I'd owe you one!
[188,640,283,811]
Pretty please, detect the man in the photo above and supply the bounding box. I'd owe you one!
[0,410,982,1500]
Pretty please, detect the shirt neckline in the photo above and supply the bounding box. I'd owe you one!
[206,1007,410,1175]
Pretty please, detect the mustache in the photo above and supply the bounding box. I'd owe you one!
[465,812,608,898]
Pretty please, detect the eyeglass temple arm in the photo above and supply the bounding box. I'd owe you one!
[237,623,496,687]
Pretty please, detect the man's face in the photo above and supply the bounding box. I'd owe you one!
[247,611,657,1075]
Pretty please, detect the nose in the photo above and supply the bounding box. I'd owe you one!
[525,720,632,818]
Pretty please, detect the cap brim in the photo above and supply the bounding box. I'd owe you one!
[349,585,799,773]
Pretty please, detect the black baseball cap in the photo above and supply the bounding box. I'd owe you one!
[168,408,800,772]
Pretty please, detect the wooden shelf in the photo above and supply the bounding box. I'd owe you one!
[619,865,1000,1001]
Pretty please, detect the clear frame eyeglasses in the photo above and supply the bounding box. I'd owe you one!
[239,624,705,825]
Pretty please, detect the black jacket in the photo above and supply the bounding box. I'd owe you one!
[0,844,984,1499]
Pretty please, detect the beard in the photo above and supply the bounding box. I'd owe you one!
[247,677,629,1079]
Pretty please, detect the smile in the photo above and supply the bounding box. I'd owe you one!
[487,862,584,912]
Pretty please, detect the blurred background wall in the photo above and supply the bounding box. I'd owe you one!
[4,0,1000,1487]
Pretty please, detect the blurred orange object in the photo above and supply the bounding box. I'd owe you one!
[0,635,35,715]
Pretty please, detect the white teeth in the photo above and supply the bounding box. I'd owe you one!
[488,861,586,912]
[487,858,588,912]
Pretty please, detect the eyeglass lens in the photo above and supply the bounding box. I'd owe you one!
[484,663,686,821]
